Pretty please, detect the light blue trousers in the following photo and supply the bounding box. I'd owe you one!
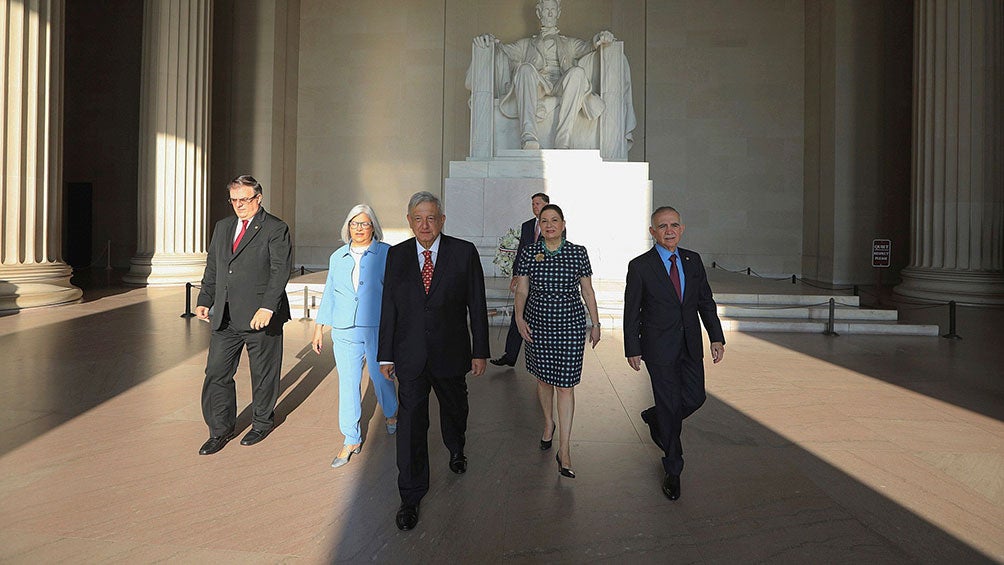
[331,325,398,445]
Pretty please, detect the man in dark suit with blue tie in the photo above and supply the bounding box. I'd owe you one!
[195,175,292,455]
[624,206,725,500]
[379,191,490,531]
[491,192,549,367]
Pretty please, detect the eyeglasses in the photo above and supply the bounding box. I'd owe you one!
[349,221,373,229]
[228,195,260,205]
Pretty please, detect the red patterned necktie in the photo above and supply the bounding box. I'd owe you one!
[421,249,434,294]
[669,254,682,301]
[233,220,248,252]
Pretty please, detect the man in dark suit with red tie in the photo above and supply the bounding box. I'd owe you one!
[624,206,725,500]
[195,175,292,455]
[379,191,490,531]
[491,192,549,367]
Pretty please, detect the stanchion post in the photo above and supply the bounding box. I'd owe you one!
[791,274,796,284]
[823,297,839,336]
[105,240,113,271]
[746,267,751,276]
[180,282,196,318]
[941,301,962,339]
[299,286,311,321]
[853,284,859,296]
[300,266,305,276]
[712,261,716,269]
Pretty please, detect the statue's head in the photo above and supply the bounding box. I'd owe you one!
[536,0,561,27]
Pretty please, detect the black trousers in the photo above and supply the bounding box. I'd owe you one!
[201,305,283,437]
[396,365,469,505]
[646,347,706,476]
[501,314,523,360]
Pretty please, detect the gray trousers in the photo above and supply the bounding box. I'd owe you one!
[201,305,283,437]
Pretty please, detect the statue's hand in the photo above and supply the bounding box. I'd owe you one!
[474,34,498,49]
[593,30,615,47]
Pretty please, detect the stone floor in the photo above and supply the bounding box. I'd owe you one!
[0,269,1001,563]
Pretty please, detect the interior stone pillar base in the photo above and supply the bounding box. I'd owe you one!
[445,150,652,282]
[0,264,83,311]
[123,253,209,286]
[896,268,1004,306]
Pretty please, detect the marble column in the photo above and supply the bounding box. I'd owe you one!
[0,0,82,311]
[896,0,1004,305]
[124,0,212,285]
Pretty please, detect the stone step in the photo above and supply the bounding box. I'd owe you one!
[720,318,941,336]
[715,292,861,307]
[718,304,898,321]
[289,275,941,337]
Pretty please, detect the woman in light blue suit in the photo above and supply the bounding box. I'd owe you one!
[312,204,398,468]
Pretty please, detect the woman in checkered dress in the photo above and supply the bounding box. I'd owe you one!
[513,204,601,479]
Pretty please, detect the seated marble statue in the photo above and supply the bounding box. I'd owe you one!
[469,0,635,154]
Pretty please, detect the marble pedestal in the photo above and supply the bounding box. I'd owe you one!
[444,150,652,282]
[0,264,82,312]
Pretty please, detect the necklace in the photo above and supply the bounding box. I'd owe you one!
[350,244,369,255]
[542,238,565,257]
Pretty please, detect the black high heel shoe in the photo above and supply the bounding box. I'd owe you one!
[540,423,556,450]
[556,452,575,479]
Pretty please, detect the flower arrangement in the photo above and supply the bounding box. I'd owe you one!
[493,227,521,277]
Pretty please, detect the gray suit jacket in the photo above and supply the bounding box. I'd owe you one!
[198,207,292,331]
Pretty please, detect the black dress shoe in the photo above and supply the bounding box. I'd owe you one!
[395,503,420,531]
[240,427,272,446]
[556,452,575,478]
[662,473,681,500]
[540,423,556,450]
[449,452,468,474]
[199,434,232,455]
[490,356,516,367]
[640,407,664,450]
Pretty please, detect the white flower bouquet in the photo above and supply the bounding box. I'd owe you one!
[493,227,520,277]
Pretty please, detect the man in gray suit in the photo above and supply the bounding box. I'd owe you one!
[195,175,292,455]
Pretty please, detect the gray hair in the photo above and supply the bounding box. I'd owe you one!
[227,174,263,195]
[407,191,444,216]
[651,206,681,225]
[340,204,384,244]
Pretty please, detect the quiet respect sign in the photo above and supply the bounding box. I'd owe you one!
[872,239,891,268]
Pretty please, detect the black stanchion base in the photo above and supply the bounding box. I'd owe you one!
[941,333,962,340]
[180,313,196,318]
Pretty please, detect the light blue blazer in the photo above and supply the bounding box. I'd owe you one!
[315,241,390,329]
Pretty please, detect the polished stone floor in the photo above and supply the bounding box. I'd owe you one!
[0,270,1001,563]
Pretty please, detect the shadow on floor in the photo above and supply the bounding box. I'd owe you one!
[0,291,333,457]
[70,267,142,303]
[319,338,995,562]
[750,303,1004,422]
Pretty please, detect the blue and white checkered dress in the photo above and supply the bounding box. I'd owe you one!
[514,240,592,387]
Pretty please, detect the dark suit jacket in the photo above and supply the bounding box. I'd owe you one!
[623,246,725,365]
[197,207,292,331]
[378,234,490,378]
[517,218,536,258]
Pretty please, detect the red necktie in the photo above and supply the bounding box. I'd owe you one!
[421,249,434,294]
[669,255,682,301]
[233,220,248,252]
